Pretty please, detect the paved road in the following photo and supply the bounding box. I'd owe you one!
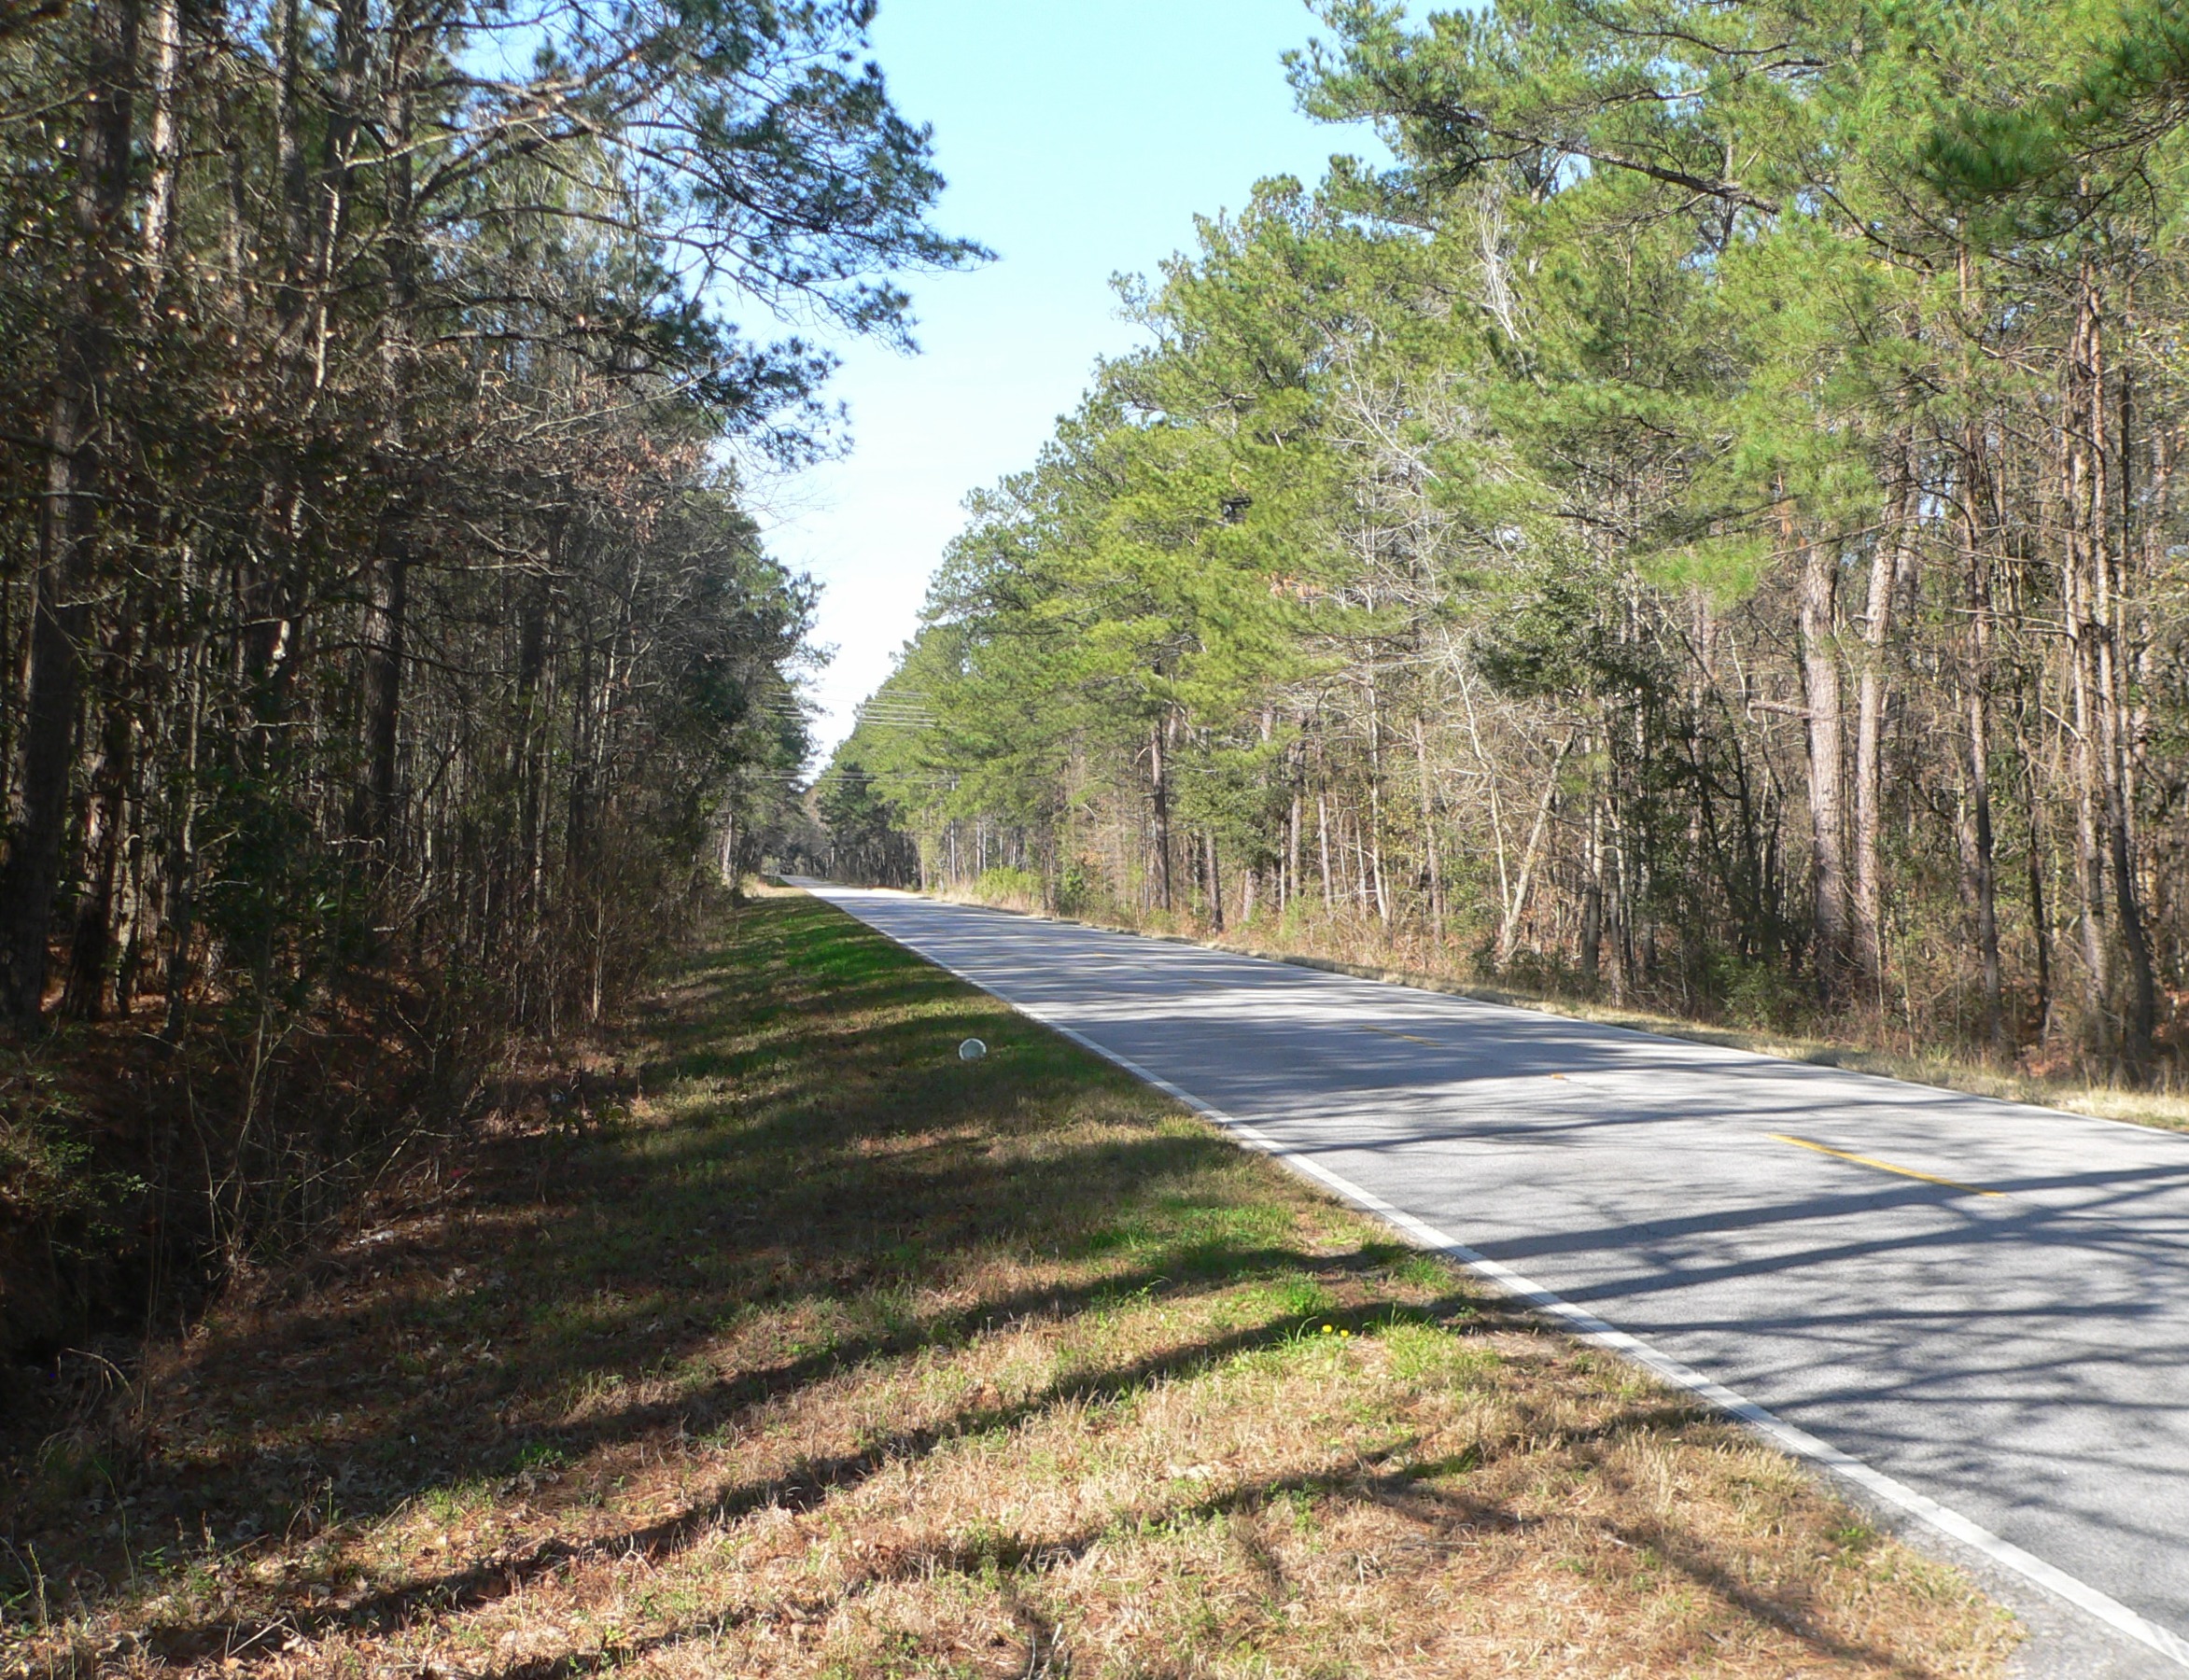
[797,883,2189,1675]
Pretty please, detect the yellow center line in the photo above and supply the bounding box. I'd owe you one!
[1358,1024,1438,1046]
[1769,1133,2003,1197]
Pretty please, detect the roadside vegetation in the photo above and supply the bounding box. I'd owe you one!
[0,0,969,1358]
[1,891,2014,1677]
[826,0,2189,1098]
[936,871,2189,1137]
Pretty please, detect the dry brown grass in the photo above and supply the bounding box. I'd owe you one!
[0,893,2016,1678]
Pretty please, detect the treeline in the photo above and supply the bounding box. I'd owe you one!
[0,0,965,1344]
[832,0,2189,1078]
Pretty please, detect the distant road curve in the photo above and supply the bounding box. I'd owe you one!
[793,880,2189,1679]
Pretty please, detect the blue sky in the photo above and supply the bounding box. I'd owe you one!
[762,0,1388,762]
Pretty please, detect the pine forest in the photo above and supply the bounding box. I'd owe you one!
[831,0,2189,1085]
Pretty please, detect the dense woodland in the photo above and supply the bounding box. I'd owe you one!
[832,0,2189,1079]
[0,0,966,1349]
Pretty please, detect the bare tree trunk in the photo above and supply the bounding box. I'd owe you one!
[2064,281,2113,1053]
[361,13,421,854]
[1958,442,2005,1050]
[1607,794,1632,1003]
[517,569,551,912]
[1285,752,1301,915]
[63,614,139,1018]
[140,0,184,272]
[1459,667,1513,931]
[1315,777,1332,911]
[1794,522,1851,1000]
[306,0,371,384]
[359,541,410,844]
[1970,603,2005,1050]
[1580,786,1605,989]
[1851,460,1913,994]
[113,785,146,1010]
[1497,732,1574,968]
[1364,668,1391,925]
[2015,689,2056,1044]
[1352,813,1370,915]
[1412,712,1444,944]
[1148,718,1173,912]
[2099,319,2156,1068]
[162,574,206,1041]
[273,0,308,305]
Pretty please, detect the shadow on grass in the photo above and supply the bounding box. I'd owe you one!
[1,897,1954,1680]
[474,1417,1933,1680]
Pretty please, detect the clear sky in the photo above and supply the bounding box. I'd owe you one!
[760,0,1385,764]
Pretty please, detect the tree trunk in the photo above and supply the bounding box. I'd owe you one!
[1851,463,1913,993]
[517,573,551,909]
[2098,317,2156,1068]
[1412,712,1444,944]
[1364,669,1391,925]
[359,542,410,845]
[2063,277,2115,1054]
[2016,692,2056,1044]
[1316,778,1332,911]
[1958,444,2005,1051]
[1794,523,1850,999]
[1148,719,1172,912]
[1607,794,1633,1003]
[140,0,184,273]
[1285,761,1301,915]
[1580,790,1605,989]
[162,582,206,1042]
[360,14,421,855]
[1950,760,2001,1042]
[1498,733,1574,970]
[63,615,139,1019]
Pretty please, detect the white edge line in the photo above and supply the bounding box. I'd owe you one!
[806,886,2189,1673]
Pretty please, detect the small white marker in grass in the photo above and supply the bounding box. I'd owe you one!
[959,1038,988,1061]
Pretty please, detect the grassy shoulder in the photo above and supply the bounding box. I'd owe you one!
[3,890,2014,1678]
[941,877,2189,1137]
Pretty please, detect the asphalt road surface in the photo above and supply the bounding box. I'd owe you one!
[795,882,2189,1677]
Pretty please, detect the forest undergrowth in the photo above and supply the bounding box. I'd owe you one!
[0,889,2017,1678]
